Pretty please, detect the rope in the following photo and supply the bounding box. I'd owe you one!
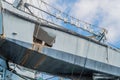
[106,45,109,63]
[71,38,79,80]
[78,39,91,80]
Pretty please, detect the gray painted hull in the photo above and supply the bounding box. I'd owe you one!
[0,39,92,77]
[0,38,119,78]
[0,1,120,79]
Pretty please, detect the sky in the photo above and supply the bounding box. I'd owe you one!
[7,0,120,48]
[43,0,120,48]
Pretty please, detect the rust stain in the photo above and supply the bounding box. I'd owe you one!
[32,41,45,53]
[0,34,6,39]
[0,34,6,47]
[20,49,32,66]
[34,55,46,69]
[32,42,35,50]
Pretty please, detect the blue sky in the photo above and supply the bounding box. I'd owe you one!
[44,0,120,48]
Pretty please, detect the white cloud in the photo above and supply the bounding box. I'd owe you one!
[70,0,120,44]
[70,0,101,24]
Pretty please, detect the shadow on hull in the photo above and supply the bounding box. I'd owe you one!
[0,38,94,78]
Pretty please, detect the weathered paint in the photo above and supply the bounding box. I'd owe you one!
[1,0,120,78]
[1,39,120,77]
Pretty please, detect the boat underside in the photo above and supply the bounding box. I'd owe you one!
[0,38,119,78]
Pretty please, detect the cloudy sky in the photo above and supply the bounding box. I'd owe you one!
[52,0,120,47]
[42,0,120,47]
[8,0,120,48]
